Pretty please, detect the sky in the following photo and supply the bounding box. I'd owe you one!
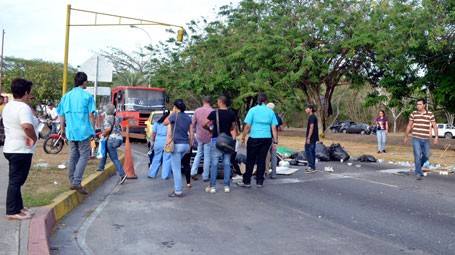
[0,0,240,67]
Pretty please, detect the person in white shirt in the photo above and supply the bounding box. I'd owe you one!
[3,78,38,220]
[45,101,60,134]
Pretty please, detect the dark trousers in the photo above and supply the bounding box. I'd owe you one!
[305,143,316,169]
[181,151,191,185]
[4,153,33,215]
[243,138,272,185]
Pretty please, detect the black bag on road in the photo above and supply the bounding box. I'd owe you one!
[315,142,331,161]
[329,143,350,161]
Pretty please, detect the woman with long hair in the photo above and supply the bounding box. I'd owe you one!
[147,109,172,179]
[376,110,388,153]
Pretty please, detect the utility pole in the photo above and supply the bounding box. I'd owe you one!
[0,29,5,93]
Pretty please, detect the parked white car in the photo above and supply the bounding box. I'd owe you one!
[432,123,455,139]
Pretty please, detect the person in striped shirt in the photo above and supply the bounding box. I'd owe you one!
[404,98,438,180]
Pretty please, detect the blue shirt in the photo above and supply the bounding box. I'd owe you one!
[57,87,96,141]
[152,122,168,141]
[169,112,192,144]
[244,104,278,138]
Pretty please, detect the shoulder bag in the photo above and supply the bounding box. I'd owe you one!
[215,109,236,153]
[164,112,178,153]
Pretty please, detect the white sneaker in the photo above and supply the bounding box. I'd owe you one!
[205,186,216,194]
[224,186,230,193]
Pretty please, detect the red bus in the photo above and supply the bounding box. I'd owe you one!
[111,86,167,139]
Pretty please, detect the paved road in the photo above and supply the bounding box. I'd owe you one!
[51,143,455,255]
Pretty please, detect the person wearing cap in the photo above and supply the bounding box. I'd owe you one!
[266,102,283,178]
[237,93,278,188]
[57,72,96,195]
[45,101,60,135]
[304,104,319,173]
[97,103,127,184]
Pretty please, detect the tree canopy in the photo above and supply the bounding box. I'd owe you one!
[144,0,454,129]
[1,57,76,104]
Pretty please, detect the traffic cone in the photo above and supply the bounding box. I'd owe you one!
[123,126,138,179]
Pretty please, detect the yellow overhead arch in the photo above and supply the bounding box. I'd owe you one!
[62,4,185,94]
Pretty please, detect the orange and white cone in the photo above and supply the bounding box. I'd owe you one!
[123,127,137,179]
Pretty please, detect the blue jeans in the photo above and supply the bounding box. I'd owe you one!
[170,143,190,194]
[148,139,171,179]
[68,137,91,186]
[190,140,211,180]
[209,140,231,187]
[412,137,430,177]
[98,138,125,178]
[305,143,316,170]
[377,130,386,151]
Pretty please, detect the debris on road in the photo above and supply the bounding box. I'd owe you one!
[357,155,377,162]
[276,166,300,175]
[316,142,331,161]
[324,166,334,172]
[329,143,350,161]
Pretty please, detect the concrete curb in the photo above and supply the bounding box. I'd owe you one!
[28,155,124,255]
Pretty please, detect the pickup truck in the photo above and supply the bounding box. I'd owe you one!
[432,123,455,139]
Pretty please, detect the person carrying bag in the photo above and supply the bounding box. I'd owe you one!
[203,95,237,194]
[164,112,177,153]
[96,103,127,184]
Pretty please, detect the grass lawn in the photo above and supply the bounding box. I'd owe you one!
[22,139,105,207]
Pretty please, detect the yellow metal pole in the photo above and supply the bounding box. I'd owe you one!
[62,4,71,95]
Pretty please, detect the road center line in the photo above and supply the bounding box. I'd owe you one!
[348,176,398,188]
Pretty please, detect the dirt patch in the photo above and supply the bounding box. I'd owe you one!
[22,139,103,207]
[279,128,455,167]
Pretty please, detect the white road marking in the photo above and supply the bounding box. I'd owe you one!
[76,184,121,255]
[271,172,398,188]
[348,177,398,188]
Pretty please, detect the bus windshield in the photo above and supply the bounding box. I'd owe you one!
[124,89,165,112]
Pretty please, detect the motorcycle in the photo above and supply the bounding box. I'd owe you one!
[43,128,102,155]
[43,129,67,154]
[37,117,54,139]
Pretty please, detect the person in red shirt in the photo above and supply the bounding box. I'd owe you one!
[190,96,213,181]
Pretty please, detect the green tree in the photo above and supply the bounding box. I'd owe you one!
[368,0,455,117]
[114,71,149,87]
[2,57,76,103]
[152,0,388,131]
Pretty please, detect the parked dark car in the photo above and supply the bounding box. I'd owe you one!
[330,120,355,133]
[340,122,371,135]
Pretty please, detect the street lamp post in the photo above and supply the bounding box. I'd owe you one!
[61,5,185,94]
[130,25,153,88]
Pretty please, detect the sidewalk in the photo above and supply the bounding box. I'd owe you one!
[0,148,28,255]
[0,146,121,255]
